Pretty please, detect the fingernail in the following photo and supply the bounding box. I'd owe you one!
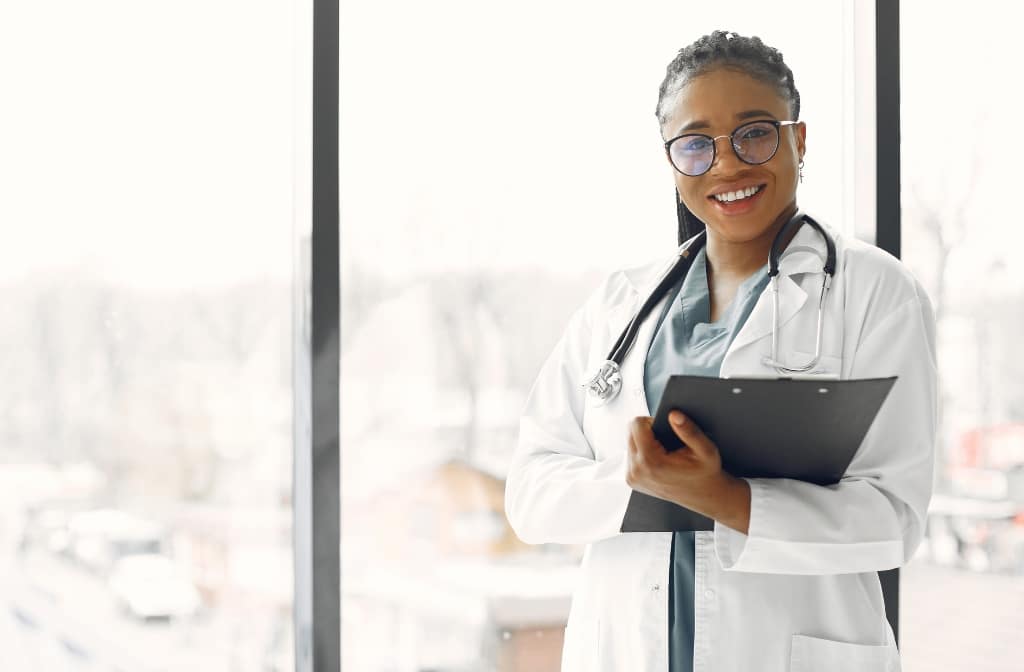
[670,411,686,426]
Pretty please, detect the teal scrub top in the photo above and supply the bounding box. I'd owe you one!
[642,244,771,672]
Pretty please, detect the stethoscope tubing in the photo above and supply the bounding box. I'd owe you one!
[582,211,837,404]
[607,230,706,365]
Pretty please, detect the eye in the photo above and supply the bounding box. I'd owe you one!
[679,136,711,152]
[737,126,770,141]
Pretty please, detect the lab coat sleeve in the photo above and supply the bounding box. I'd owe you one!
[713,290,938,574]
[504,278,634,545]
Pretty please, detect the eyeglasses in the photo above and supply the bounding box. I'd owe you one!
[664,119,800,177]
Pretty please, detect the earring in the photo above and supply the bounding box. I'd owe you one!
[798,158,805,183]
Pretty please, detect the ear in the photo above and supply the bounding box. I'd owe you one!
[796,121,807,159]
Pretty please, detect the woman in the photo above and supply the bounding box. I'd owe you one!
[504,30,937,672]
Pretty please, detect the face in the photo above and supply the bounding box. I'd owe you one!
[661,66,806,244]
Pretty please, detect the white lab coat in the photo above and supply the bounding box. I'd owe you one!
[504,215,937,672]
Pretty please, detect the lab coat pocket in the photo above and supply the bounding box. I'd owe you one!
[789,634,901,672]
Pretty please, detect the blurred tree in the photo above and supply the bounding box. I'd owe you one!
[906,151,980,492]
[2,275,291,502]
[426,267,604,464]
[429,271,503,464]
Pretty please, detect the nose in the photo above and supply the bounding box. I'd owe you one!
[708,134,744,173]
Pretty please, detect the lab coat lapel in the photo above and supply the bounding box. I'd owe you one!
[726,220,829,356]
[613,254,681,417]
[605,219,829,408]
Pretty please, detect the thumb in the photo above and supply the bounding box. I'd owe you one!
[669,411,714,456]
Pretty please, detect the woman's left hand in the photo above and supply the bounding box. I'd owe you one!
[625,410,727,509]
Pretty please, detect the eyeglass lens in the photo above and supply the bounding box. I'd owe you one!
[669,121,780,176]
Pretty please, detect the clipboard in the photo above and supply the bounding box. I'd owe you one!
[620,375,897,532]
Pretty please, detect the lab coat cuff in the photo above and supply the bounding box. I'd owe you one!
[713,477,766,571]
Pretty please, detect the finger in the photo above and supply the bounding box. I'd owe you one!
[668,411,716,458]
[626,433,651,488]
[630,416,658,460]
[625,434,637,487]
[628,418,645,461]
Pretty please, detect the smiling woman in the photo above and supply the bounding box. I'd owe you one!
[659,35,806,270]
[504,28,937,672]
[653,36,813,323]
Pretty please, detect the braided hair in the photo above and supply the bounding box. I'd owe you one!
[655,30,801,244]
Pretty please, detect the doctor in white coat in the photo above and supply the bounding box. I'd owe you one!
[504,30,936,672]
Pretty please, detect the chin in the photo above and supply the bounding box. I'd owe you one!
[711,228,774,245]
[701,213,774,241]
[700,200,792,242]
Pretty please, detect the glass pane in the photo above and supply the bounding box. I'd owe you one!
[340,2,852,669]
[900,2,1024,670]
[0,3,296,669]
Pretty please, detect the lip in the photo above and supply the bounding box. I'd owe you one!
[707,182,767,216]
[706,180,767,198]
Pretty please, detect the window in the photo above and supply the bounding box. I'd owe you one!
[898,2,1024,669]
[0,3,296,669]
[338,1,861,668]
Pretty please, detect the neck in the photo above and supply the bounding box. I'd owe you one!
[705,202,799,280]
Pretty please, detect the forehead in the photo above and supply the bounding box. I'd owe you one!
[664,67,790,137]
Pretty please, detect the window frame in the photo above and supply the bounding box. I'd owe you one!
[302,0,903,665]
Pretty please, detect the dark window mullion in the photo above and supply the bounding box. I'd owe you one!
[876,0,902,648]
[296,0,340,670]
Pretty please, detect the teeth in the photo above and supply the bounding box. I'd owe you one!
[714,185,762,203]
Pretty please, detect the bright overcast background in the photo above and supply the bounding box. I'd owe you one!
[0,0,294,289]
[0,0,1018,290]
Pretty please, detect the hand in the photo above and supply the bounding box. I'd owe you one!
[625,410,727,510]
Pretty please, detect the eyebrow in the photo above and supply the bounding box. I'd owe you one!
[674,109,778,136]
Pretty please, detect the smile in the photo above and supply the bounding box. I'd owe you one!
[712,184,765,202]
[707,183,767,215]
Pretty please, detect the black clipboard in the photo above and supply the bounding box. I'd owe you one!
[620,375,898,532]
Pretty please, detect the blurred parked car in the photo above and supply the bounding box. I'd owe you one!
[19,504,69,556]
[67,508,164,574]
[108,553,202,621]
[923,425,1024,574]
[924,493,1024,574]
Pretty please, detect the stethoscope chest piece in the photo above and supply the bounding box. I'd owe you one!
[582,359,622,405]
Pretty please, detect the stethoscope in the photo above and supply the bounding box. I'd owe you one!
[581,209,837,406]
